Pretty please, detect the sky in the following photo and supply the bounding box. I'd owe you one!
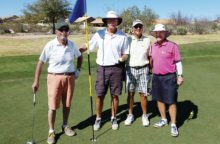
[1,0,220,20]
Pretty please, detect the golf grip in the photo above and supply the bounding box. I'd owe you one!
[33,93,36,105]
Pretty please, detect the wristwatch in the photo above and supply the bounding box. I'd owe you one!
[178,74,183,78]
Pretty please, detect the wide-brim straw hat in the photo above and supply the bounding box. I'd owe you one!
[150,24,171,37]
[102,11,122,26]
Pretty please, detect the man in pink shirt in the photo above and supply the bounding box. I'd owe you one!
[150,24,184,137]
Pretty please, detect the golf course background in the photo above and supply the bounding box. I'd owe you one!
[0,34,220,144]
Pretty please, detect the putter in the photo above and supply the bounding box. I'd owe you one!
[27,93,36,144]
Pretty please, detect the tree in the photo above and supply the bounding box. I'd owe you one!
[22,0,71,34]
[119,5,158,33]
[170,11,192,25]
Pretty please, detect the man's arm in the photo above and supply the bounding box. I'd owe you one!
[176,61,184,86]
[77,55,83,70]
[149,57,153,73]
[32,60,44,93]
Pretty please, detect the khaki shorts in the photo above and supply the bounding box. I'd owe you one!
[47,74,75,110]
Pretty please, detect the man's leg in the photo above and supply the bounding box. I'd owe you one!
[63,106,70,126]
[111,95,119,117]
[47,109,56,144]
[169,103,178,136]
[140,93,147,114]
[169,104,177,124]
[48,109,56,131]
[140,93,149,126]
[157,101,166,119]
[153,101,168,127]
[111,95,119,130]
[96,96,105,118]
[127,92,135,114]
[93,95,105,131]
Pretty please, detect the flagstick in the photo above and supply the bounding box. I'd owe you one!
[85,12,96,142]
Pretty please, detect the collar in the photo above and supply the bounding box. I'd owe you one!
[105,28,118,36]
[55,37,69,46]
[131,35,144,41]
[155,39,169,46]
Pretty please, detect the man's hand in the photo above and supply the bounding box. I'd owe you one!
[32,81,39,93]
[177,76,184,86]
[75,69,80,79]
[79,44,87,53]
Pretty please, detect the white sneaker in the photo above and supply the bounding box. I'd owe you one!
[171,125,179,137]
[142,114,150,126]
[124,114,134,126]
[111,118,119,130]
[153,119,168,128]
[93,119,101,131]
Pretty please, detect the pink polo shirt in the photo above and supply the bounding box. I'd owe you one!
[151,40,181,75]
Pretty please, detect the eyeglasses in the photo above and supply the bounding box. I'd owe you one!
[58,28,69,32]
[134,25,143,29]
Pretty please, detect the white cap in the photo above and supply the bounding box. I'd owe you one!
[132,19,143,27]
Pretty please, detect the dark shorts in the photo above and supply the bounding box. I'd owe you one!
[152,73,178,104]
[95,65,123,96]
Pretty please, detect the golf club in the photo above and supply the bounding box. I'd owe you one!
[27,93,36,144]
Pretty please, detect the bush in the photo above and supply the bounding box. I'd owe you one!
[177,26,187,35]
[0,29,5,34]
[166,24,176,35]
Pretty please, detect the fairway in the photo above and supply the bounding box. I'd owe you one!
[0,40,220,144]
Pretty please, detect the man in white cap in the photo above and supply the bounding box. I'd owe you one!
[80,11,129,131]
[150,24,184,137]
[124,19,151,126]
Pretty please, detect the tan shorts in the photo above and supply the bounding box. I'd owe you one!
[47,74,75,110]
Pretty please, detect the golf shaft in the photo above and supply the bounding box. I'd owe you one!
[85,12,95,141]
[32,93,36,142]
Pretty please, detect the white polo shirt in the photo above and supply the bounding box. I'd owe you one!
[88,28,129,66]
[39,38,81,73]
[127,35,151,67]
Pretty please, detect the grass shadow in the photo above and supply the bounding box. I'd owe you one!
[71,99,198,138]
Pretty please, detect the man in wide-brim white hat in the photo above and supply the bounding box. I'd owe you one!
[150,24,184,137]
[80,11,129,131]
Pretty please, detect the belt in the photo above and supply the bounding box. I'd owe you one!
[154,72,176,76]
[101,64,121,67]
[48,72,75,75]
[130,64,148,69]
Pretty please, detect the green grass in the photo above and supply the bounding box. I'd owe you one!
[0,41,220,144]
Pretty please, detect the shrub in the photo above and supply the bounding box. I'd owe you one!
[0,29,5,34]
[177,26,187,35]
[166,24,176,35]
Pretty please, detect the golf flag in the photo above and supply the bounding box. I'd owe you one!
[69,0,86,23]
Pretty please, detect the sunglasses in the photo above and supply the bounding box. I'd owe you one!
[134,25,143,29]
[58,28,69,32]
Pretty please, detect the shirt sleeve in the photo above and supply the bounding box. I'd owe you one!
[88,32,99,51]
[147,42,152,57]
[39,42,50,62]
[73,44,81,59]
[121,36,129,54]
[174,44,181,62]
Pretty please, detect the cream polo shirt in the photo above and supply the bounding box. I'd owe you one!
[39,38,81,73]
[88,28,129,66]
[127,35,151,67]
